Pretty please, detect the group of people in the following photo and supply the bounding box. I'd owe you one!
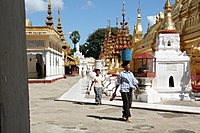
[88,61,143,123]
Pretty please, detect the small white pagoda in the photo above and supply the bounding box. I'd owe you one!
[73,43,88,75]
[152,0,191,100]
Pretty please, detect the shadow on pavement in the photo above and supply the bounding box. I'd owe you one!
[73,102,96,105]
[87,115,125,122]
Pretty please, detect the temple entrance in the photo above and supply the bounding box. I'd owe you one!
[36,54,42,78]
[169,76,174,87]
[27,54,44,79]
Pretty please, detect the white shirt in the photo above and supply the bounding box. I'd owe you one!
[93,75,103,88]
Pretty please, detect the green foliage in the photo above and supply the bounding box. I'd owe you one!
[70,49,75,56]
[69,30,81,49]
[81,27,118,59]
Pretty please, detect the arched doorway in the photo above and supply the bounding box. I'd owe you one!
[169,76,174,87]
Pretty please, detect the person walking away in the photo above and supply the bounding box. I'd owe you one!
[36,58,41,78]
[113,61,142,123]
[81,67,85,78]
[89,69,105,105]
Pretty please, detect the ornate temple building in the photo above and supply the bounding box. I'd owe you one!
[99,2,132,74]
[26,0,78,82]
[131,0,200,81]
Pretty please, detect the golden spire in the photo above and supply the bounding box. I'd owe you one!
[176,0,179,3]
[56,9,65,41]
[133,0,143,40]
[46,0,54,27]
[58,9,61,23]
[136,0,142,35]
[159,0,177,33]
[147,22,150,32]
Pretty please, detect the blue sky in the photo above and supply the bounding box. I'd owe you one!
[25,0,176,48]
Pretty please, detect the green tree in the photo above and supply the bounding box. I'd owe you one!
[69,30,81,50]
[81,27,119,59]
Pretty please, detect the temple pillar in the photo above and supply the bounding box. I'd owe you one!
[0,0,30,132]
[45,50,51,77]
[50,52,54,76]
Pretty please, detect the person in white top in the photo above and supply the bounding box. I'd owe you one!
[89,69,105,105]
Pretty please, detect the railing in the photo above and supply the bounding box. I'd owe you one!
[184,13,200,28]
[133,72,156,78]
[174,13,200,31]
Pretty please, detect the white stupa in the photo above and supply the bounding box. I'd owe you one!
[152,0,192,100]
[73,43,88,75]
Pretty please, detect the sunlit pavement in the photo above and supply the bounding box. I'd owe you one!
[29,75,200,133]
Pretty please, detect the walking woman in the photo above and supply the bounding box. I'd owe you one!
[113,61,142,123]
[89,69,105,105]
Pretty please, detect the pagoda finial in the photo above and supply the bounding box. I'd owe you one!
[122,1,125,23]
[120,1,128,29]
[107,18,111,29]
[132,0,143,40]
[46,0,54,27]
[56,9,65,41]
[137,0,142,33]
[147,22,150,32]
[58,8,61,23]
[116,16,118,28]
[159,0,177,33]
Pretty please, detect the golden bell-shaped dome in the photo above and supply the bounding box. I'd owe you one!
[159,0,177,33]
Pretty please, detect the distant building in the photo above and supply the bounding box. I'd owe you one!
[26,25,64,80]
[26,0,78,82]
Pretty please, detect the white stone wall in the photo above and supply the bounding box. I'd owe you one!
[0,0,30,132]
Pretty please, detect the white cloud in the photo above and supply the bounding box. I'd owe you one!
[147,15,156,26]
[51,0,64,9]
[25,0,46,13]
[25,0,64,14]
[81,0,94,9]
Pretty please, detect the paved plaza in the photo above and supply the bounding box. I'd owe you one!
[29,76,200,133]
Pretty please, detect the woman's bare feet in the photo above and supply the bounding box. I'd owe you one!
[125,118,131,123]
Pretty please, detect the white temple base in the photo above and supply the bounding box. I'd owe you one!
[133,88,161,103]
[159,93,195,101]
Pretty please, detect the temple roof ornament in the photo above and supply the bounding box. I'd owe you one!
[46,0,54,27]
[121,1,127,29]
[159,0,177,33]
[132,0,143,42]
[56,9,65,41]
[116,16,118,28]
[99,18,115,59]
[114,1,131,52]
[136,0,142,35]
[147,23,150,32]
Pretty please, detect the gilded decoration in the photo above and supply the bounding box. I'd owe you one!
[131,0,200,76]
